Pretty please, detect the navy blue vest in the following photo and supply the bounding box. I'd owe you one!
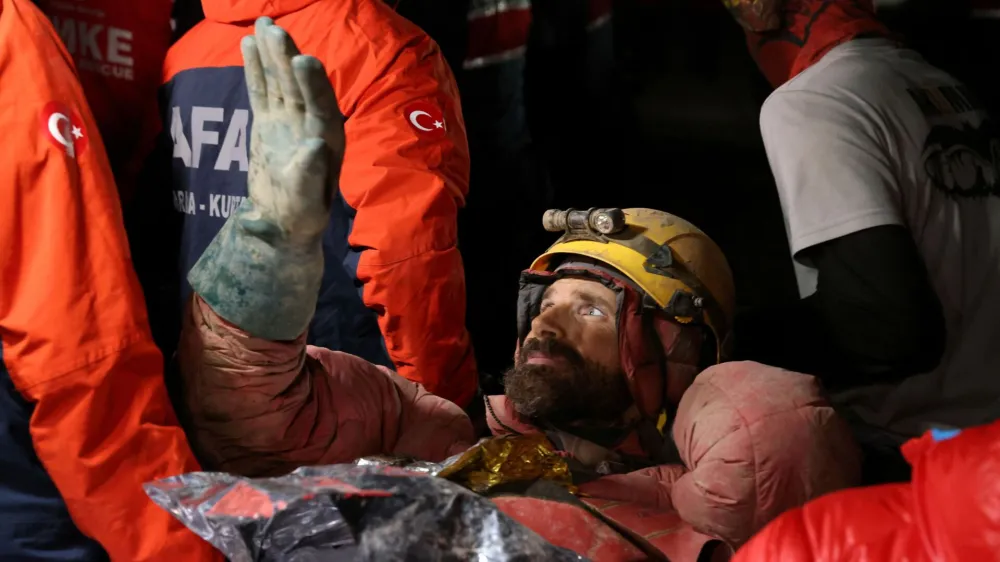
[0,344,108,561]
[162,66,393,368]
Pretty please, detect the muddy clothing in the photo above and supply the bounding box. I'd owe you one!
[178,295,860,557]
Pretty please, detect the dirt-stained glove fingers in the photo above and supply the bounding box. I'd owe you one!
[241,36,267,113]
[292,55,341,143]
[290,137,328,185]
[283,137,330,216]
[292,55,337,119]
[254,17,283,111]
[264,25,305,115]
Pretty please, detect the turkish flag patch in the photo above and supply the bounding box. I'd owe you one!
[40,101,88,158]
[403,101,447,140]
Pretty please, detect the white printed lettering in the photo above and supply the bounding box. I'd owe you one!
[48,16,135,81]
[106,27,134,66]
[76,58,134,80]
[227,195,245,217]
[214,109,249,172]
[191,106,224,169]
[78,21,102,61]
[171,107,252,170]
[209,194,248,218]
[171,106,192,167]
[172,190,197,215]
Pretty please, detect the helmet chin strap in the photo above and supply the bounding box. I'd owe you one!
[636,416,683,465]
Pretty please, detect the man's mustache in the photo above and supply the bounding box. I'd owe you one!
[518,338,585,368]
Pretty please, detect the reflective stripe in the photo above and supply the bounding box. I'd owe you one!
[463,3,532,70]
[467,0,531,21]
[588,0,613,24]
[587,12,612,31]
[971,8,1000,17]
[463,0,611,68]
[463,45,527,69]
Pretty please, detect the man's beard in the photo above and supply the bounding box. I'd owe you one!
[503,338,632,424]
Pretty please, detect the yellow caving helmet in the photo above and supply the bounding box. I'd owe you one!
[532,208,736,361]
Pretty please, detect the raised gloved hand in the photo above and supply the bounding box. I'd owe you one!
[188,17,343,340]
[241,16,344,244]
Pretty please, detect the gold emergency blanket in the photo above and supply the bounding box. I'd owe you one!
[437,433,577,494]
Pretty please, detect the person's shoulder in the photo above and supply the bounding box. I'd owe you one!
[164,19,247,82]
[695,361,818,387]
[1,0,76,91]
[790,40,944,92]
[294,0,448,114]
[758,82,861,148]
[0,0,97,148]
[763,42,952,129]
[164,0,431,82]
[297,0,433,63]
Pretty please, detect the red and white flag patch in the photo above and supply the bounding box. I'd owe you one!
[403,101,447,140]
[40,101,88,158]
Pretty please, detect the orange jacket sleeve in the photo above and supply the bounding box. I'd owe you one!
[733,422,1000,562]
[0,2,219,560]
[337,31,478,407]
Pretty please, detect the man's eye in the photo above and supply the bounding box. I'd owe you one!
[584,306,606,317]
[540,302,553,312]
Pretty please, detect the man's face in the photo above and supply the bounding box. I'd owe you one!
[504,277,632,424]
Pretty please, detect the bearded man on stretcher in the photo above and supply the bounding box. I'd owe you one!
[175,19,861,561]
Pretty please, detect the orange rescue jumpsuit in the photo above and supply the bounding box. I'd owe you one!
[0,0,219,559]
[144,0,478,407]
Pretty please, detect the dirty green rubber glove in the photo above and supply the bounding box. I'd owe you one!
[188,17,345,341]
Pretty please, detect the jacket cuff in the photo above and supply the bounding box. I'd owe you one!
[187,200,323,341]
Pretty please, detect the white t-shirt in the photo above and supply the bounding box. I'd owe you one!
[760,38,1000,440]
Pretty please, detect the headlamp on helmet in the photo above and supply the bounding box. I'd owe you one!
[515,208,737,422]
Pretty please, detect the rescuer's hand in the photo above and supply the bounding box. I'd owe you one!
[240,16,344,245]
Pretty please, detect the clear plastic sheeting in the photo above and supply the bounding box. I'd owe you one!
[144,464,589,562]
[352,454,456,476]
